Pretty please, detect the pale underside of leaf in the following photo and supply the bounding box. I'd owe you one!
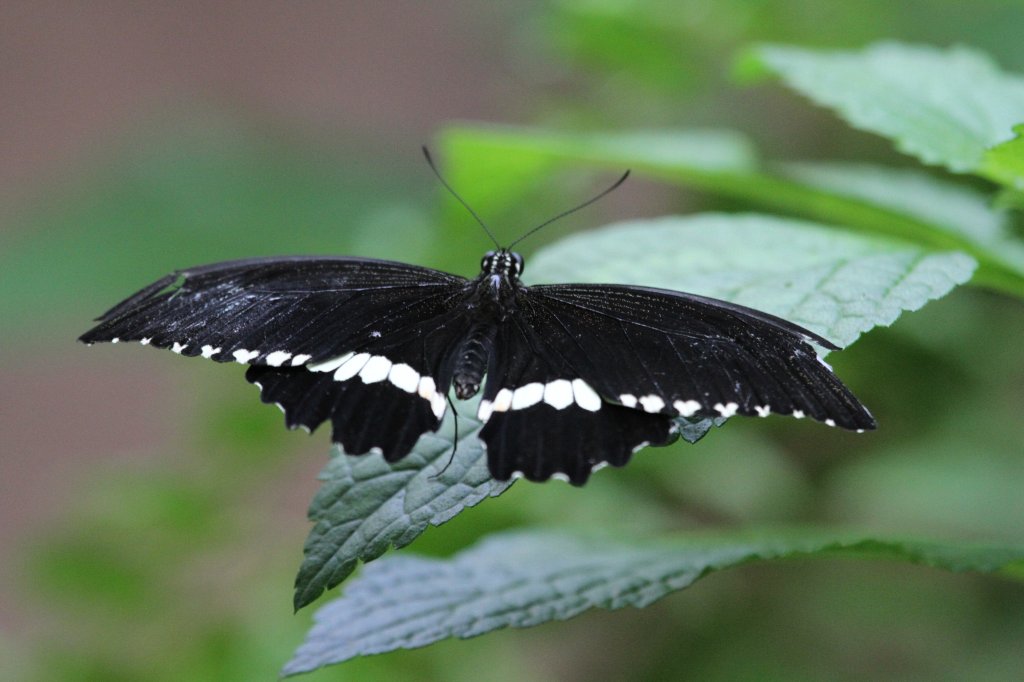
[777,161,1024,279]
[526,213,977,349]
[283,529,1024,675]
[294,397,513,610]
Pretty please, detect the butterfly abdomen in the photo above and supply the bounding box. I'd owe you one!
[453,322,497,399]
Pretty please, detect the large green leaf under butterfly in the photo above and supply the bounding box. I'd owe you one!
[284,528,1024,675]
[79,228,874,485]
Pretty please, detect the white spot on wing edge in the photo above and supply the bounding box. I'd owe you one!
[358,355,392,383]
[572,379,601,412]
[334,353,371,381]
[265,350,292,367]
[549,473,571,484]
[140,337,151,346]
[290,354,312,366]
[511,382,544,410]
[673,399,700,417]
[477,399,494,422]
[111,337,119,344]
[755,405,771,418]
[232,348,259,364]
[417,375,448,419]
[388,363,419,393]
[825,418,836,427]
[714,402,738,418]
[200,344,221,359]
[638,395,665,413]
[418,376,437,401]
[171,342,187,354]
[793,410,806,419]
[492,388,513,412]
[543,379,574,410]
[430,393,447,419]
[619,394,637,408]
[308,352,353,373]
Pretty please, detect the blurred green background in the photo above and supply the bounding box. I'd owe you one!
[2,2,1023,680]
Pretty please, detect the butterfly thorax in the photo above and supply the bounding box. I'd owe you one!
[451,250,524,399]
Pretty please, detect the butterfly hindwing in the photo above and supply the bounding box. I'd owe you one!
[477,313,677,484]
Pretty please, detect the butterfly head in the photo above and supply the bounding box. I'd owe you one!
[481,250,524,279]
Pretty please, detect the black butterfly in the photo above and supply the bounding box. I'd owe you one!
[80,153,875,485]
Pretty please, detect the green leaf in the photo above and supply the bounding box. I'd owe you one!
[292,212,973,610]
[747,43,1024,182]
[293,400,513,611]
[439,126,758,219]
[527,213,976,348]
[283,529,1024,675]
[440,125,1024,297]
[983,124,1024,190]
[777,162,1024,274]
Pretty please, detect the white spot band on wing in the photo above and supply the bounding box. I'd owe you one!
[714,402,738,418]
[233,348,259,364]
[673,399,700,417]
[308,352,353,373]
[264,350,292,367]
[571,379,602,412]
[334,353,370,381]
[543,379,574,410]
[638,395,665,413]
[358,355,392,383]
[511,383,544,410]
[388,363,420,393]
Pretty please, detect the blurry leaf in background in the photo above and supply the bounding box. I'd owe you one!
[285,528,1024,675]
[536,0,906,118]
[436,126,756,240]
[984,124,1024,191]
[440,124,1024,296]
[0,120,434,341]
[743,43,1024,183]
[777,162,1024,274]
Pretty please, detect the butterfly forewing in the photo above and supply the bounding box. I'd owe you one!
[520,284,875,430]
[81,256,475,460]
[81,256,467,366]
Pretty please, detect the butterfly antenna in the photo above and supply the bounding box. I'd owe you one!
[422,146,501,249]
[430,394,461,481]
[507,170,630,249]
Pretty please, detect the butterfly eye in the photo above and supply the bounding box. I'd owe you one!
[481,251,496,271]
[511,252,524,275]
